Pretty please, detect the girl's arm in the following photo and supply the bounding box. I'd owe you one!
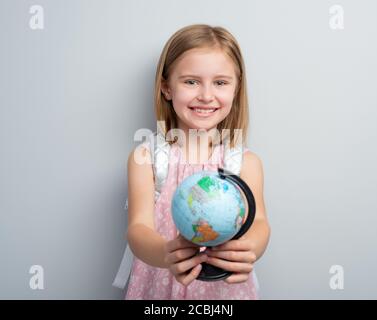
[126,147,168,269]
[240,151,270,259]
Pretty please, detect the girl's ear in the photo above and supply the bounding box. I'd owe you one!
[161,79,172,100]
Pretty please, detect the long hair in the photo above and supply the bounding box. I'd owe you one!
[154,24,249,148]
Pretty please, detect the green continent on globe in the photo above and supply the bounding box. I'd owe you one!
[197,176,220,199]
[191,219,219,244]
[185,176,221,213]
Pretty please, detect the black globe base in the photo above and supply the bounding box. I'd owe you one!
[196,262,232,282]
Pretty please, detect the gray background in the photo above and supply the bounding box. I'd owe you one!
[0,0,376,299]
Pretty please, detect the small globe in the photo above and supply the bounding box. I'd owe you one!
[171,170,247,247]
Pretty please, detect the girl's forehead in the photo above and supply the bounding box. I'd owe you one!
[172,48,237,76]
[178,48,230,63]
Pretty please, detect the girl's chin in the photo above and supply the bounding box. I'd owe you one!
[178,116,220,132]
[185,121,216,130]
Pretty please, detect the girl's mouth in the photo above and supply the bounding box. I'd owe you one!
[188,107,219,117]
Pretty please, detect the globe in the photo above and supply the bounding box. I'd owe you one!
[171,170,248,247]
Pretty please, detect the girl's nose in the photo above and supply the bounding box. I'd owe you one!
[197,84,214,102]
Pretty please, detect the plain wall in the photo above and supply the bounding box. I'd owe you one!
[0,0,376,299]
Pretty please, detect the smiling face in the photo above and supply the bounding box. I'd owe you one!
[161,47,239,136]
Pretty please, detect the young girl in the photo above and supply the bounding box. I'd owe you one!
[124,24,270,300]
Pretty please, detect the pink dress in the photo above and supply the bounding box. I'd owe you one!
[125,141,259,300]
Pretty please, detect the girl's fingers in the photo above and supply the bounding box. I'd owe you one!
[177,263,203,286]
[207,256,253,273]
[224,272,249,284]
[207,250,256,263]
[166,247,199,264]
[171,253,208,275]
[211,238,251,252]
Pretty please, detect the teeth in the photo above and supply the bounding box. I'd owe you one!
[192,108,216,113]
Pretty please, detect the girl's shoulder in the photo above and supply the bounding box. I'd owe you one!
[240,149,264,188]
[128,130,161,168]
[130,131,170,164]
[241,148,264,171]
[128,141,153,168]
[242,149,263,165]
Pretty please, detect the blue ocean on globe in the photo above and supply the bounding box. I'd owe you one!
[171,171,246,247]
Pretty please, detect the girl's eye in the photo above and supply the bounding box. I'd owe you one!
[184,80,228,86]
[184,80,198,85]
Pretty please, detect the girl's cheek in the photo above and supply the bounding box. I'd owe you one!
[174,90,197,106]
[217,92,235,108]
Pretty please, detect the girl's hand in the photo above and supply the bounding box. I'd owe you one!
[163,234,208,286]
[205,236,257,284]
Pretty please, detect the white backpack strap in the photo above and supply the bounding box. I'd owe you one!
[113,131,170,289]
[151,131,171,200]
[112,244,134,289]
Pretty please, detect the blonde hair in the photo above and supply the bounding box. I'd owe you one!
[154,24,249,148]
